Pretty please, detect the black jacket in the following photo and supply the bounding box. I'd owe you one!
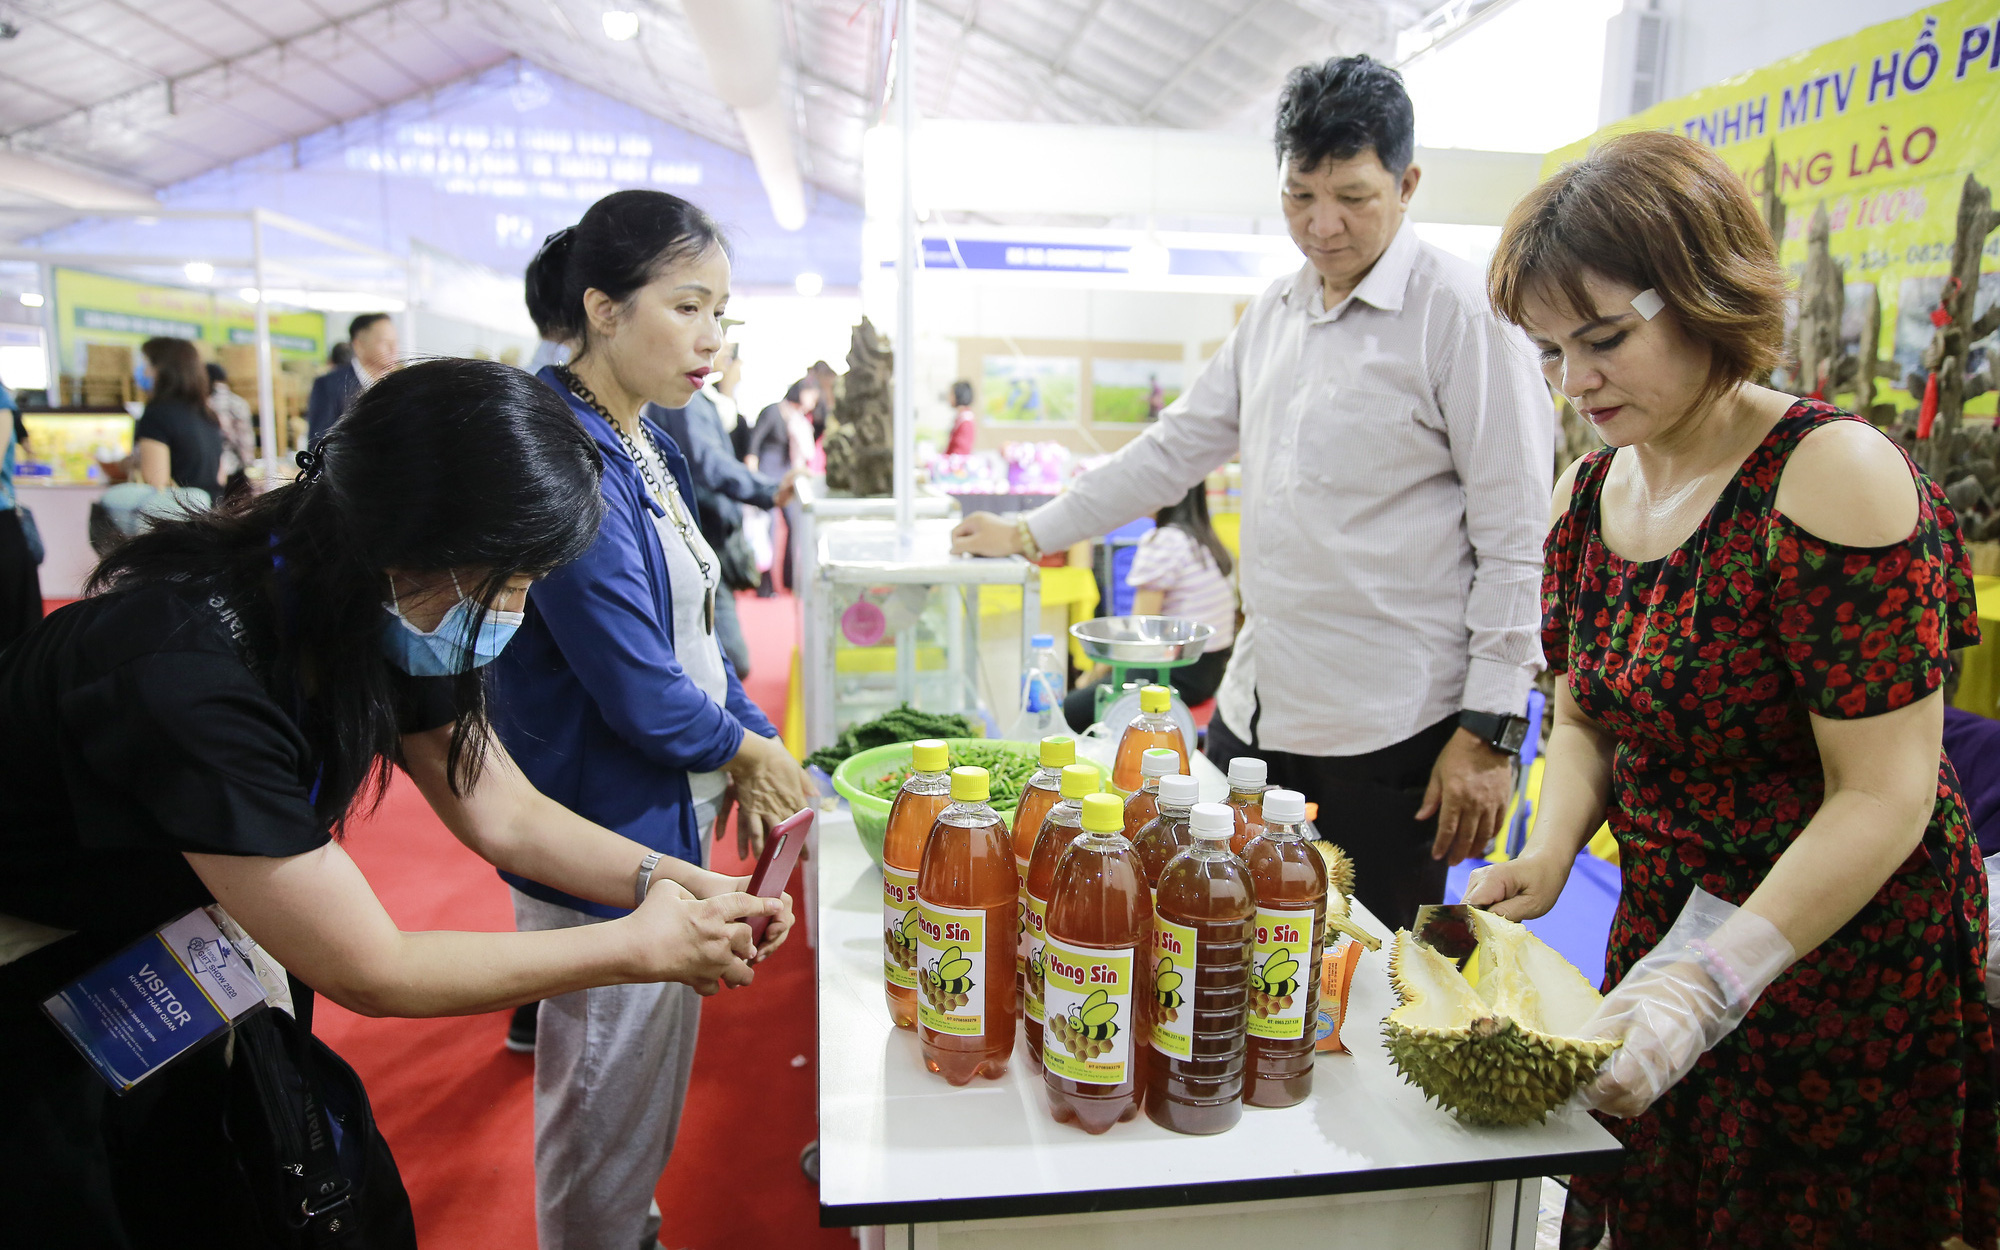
[649,391,780,548]
[304,365,364,446]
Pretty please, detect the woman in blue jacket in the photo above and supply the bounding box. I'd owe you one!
[489,192,815,1250]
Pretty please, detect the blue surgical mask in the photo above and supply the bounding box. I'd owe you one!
[380,572,525,677]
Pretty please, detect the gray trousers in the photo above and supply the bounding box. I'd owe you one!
[510,804,713,1250]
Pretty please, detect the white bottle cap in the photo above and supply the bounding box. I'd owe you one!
[1140,747,1180,778]
[1227,756,1266,788]
[1157,775,1198,807]
[1189,802,1233,840]
[1262,788,1306,824]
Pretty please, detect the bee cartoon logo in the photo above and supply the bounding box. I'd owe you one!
[1152,956,1184,1024]
[1027,947,1046,999]
[922,945,975,1011]
[1051,987,1121,1059]
[1250,948,1300,1018]
[886,907,920,974]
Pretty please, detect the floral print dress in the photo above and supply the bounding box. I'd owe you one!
[1544,401,1998,1248]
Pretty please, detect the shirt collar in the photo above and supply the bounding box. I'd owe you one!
[1286,217,1420,321]
[352,357,375,387]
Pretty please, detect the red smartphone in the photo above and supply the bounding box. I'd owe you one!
[744,808,812,945]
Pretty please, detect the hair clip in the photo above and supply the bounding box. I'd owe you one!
[1630,288,1665,321]
[294,447,324,485]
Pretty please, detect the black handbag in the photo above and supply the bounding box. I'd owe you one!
[716,527,761,593]
[14,505,41,565]
[223,984,416,1250]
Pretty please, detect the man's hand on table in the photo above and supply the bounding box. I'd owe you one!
[949,512,1025,557]
[1419,727,1513,865]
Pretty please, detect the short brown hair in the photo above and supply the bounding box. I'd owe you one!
[1488,130,1788,411]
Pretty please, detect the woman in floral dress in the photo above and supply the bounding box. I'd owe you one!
[1468,129,1998,1248]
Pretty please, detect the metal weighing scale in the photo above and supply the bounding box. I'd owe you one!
[1069,615,1215,739]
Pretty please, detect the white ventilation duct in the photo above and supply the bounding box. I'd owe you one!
[680,0,808,231]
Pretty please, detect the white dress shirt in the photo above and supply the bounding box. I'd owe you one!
[1029,220,1553,757]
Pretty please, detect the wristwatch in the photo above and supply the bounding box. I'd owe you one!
[1459,709,1530,756]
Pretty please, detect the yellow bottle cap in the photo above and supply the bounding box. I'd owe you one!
[910,739,949,773]
[949,766,989,802]
[1059,763,1100,799]
[1140,685,1170,714]
[1080,792,1124,833]
[1038,734,1076,767]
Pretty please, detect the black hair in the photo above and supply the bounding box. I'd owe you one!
[525,190,727,357]
[328,342,352,368]
[205,361,227,386]
[1274,54,1415,178]
[951,380,974,408]
[785,377,817,405]
[1154,483,1232,579]
[525,237,564,339]
[141,336,216,426]
[348,312,392,341]
[90,358,604,831]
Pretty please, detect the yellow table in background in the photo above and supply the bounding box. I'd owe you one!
[1954,576,2000,719]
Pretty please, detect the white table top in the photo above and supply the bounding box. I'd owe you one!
[815,773,1621,1227]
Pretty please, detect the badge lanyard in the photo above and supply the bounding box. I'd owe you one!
[559,368,716,635]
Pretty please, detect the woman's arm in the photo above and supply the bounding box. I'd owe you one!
[185,841,777,1018]
[136,438,172,488]
[1131,589,1165,616]
[401,726,794,956]
[1461,677,1615,919]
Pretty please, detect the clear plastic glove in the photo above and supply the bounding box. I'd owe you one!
[1985,857,2000,1006]
[1577,887,1795,1118]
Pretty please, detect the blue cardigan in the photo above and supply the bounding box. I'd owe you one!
[489,368,779,917]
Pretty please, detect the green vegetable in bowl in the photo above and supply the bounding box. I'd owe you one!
[804,704,983,773]
[864,742,1038,808]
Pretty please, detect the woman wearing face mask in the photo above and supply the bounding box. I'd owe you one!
[492,193,816,1250]
[0,358,788,1245]
[1469,131,1996,1247]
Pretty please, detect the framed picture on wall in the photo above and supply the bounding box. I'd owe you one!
[1091,358,1184,423]
[982,355,1080,423]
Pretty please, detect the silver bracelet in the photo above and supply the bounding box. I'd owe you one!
[635,851,665,909]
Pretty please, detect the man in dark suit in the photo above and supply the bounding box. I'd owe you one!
[305,312,398,445]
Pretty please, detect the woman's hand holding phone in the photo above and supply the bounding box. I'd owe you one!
[626,880,778,995]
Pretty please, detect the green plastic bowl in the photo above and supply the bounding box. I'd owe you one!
[830,738,1112,868]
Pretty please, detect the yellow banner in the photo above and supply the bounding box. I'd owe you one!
[54,267,328,375]
[1547,3,2000,412]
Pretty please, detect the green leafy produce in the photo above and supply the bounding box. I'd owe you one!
[804,705,982,774]
[861,741,1038,809]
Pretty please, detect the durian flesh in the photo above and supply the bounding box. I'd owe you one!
[1381,910,1618,1126]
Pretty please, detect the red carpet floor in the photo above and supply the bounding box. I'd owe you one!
[316,590,851,1250]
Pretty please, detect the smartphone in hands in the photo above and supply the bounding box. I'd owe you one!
[744,808,811,945]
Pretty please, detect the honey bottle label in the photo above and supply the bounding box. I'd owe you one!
[1041,935,1136,1085]
[1148,915,1196,1058]
[1247,905,1317,1041]
[1023,892,1049,1026]
[882,866,920,991]
[916,901,986,1036]
[1015,854,1032,986]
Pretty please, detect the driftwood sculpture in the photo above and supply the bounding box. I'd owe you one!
[1906,174,2000,480]
[822,317,894,497]
[1789,203,1886,418]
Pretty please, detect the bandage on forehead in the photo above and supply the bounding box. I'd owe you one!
[1630,288,1665,321]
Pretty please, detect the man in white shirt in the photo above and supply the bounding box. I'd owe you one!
[305,313,399,445]
[952,55,1552,929]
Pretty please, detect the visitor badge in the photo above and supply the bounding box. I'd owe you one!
[43,908,268,1094]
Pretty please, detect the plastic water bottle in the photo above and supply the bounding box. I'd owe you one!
[1014,634,1064,740]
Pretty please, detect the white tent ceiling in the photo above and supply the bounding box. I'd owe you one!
[0,0,1429,215]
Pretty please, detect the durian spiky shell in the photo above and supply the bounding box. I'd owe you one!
[1311,840,1357,901]
[1381,927,1619,1127]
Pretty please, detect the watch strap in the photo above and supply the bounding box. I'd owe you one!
[1458,709,1524,754]
[635,851,666,909]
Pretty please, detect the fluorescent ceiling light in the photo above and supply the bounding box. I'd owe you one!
[238,288,261,303]
[18,292,42,308]
[601,10,639,40]
[183,261,214,283]
[794,271,824,297]
[1124,238,1170,279]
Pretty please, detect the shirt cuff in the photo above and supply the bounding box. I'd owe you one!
[1024,498,1084,555]
[1462,657,1535,719]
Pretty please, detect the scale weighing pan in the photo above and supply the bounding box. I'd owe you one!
[1071,615,1215,667]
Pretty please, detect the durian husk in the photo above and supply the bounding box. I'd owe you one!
[1381,910,1618,1126]
[1311,841,1379,951]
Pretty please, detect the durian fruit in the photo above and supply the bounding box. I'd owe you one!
[1381,910,1617,1126]
[1312,841,1379,951]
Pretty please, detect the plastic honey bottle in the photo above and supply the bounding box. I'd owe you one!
[1011,735,1074,1010]
[1112,685,1188,793]
[1224,756,1268,853]
[1145,801,1255,1135]
[915,767,1019,1085]
[1123,747,1182,840]
[1022,764,1099,1066]
[1043,793,1154,1135]
[882,739,952,1030]
[1241,789,1328,1108]
[1132,774,1197,888]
